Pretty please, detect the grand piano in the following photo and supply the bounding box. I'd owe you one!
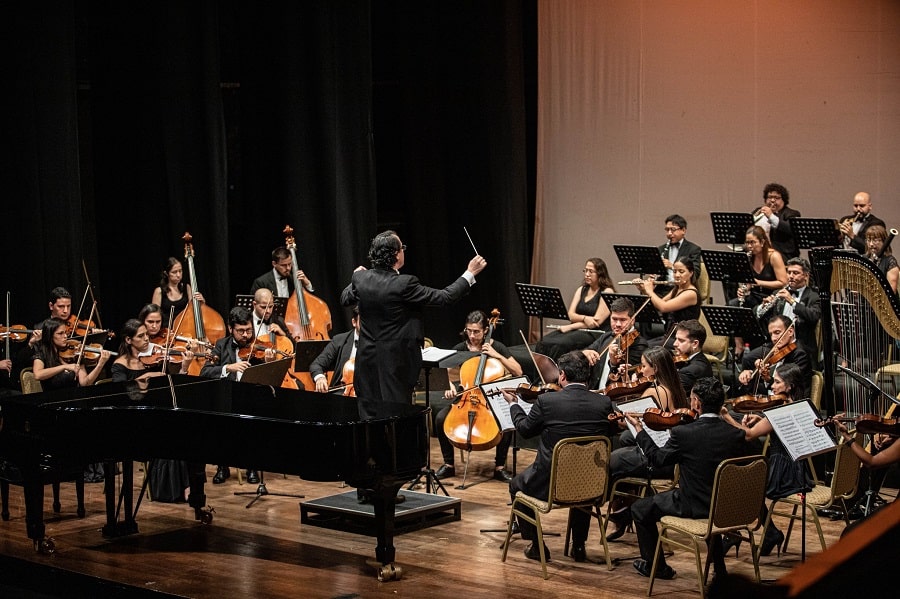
[0,375,429,581]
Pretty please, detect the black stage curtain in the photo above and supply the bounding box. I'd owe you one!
[1,0,532,355]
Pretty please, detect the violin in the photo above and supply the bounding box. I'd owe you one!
[609,407,697,431]
[502,381,562,403]
[443,309,505,451]
[603,376,654,400]
[731,393,789,413]
[606,328,640,382]
[64,314,113,339]
[766,342,797,365]
[237,340,295,362]
[59,340,117,363]
[138,345,211,367]
[0,325,35,342]
[814,414,900,437]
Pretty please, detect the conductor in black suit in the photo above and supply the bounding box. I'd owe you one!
[626,377,757,580]
[582,297,648,389]
[251,247,315,299]
[658,214,702,282]
[310,307,359,392]
[672,319,713,398]
[502,351,614,563]
[340,230,486,419]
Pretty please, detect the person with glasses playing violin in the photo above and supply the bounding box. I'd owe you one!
[736,315,811,397]
[582,297,647,390]
[433,310,522,483]
[32,317,111,390]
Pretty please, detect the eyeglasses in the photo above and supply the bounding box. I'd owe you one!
[663,227,682,233]
[464,328,483,335]
[766,194,782,200]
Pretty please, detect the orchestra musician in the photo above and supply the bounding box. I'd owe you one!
[633,259,701,349]
[138,303,165,345]
[310,306,360,392]
[340,230,486,419]
[582,297,647,390]
[31,317,111,389]
[755,257,821,366]
[737,315,812,396]
[864,225,899,294]
[671,319,713,398]
[25,287,72,349]
[151,257,204,318]
[533,257,615,360]
[658,215,702,282]
[250,288,289,338]
[834,417,900,530]
[626,377,757,581]
[839,192,885,253]
[500,351,613,563]
[250,247,314,298]
[720,363,812,557]
[753,182,801,260]
[433,310,522,483]
[201,306,276,484]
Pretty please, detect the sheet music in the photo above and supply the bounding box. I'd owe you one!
[421,346,456,363]
[480,376,532,431]
[616,396,670,448]
[764,400,836,462]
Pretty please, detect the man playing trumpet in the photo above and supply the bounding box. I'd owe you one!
[838,191,885,253]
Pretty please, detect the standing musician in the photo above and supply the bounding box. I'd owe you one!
[200,306,276,485]
[151,257,204,318]
[753,182,801,260]
[864,225,899,295]
[251,247,314,299]
[626,377,758,581]
[433,310,522,483]
[31,317,111,389]
[340,230,486,419]
[500,351,614,563]
[658,215,702,283]
[533,257,615,360]
[672,319,713,398]
[737,315,812,396]
[839,191,885,254]
[310,307,360,393]
[633,259,701,349]
[582,297,647,390]
[755,257,821,366]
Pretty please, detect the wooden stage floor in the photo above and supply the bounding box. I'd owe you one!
[0,441,888,599]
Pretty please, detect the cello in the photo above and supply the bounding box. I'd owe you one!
[282,225,333,390]
[443,309,505,454]
[172,232,226,375]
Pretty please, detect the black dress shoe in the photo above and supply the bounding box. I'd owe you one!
[524,542,551,562]
[246,470,260,484]
[493,468,513,483]
[571,543,587,562]
[434,464,456,480]
[759,527,785,557]
[633,558,675,580]
[606,509,632,542]
[721,533,742,557]
[212,466,230,484]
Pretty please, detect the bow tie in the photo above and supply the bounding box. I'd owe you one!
[669,242,680,250]
[278,276,288,282]
[855,214,865,223]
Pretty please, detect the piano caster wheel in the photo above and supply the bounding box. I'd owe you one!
[34,537,56,554]
[376,564,403,582]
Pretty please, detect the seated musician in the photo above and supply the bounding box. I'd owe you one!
[201,306,276,485]
[17,287,75,383]
[672,319,712,398]
[250,247,315,299]
[32,317,111,389]
[864,225,899,294]
[500,351,614,563]
[433,310,521,483]
[737,314,811,397]
[632,259,701,349]
[582,297,647,390]
[755,257,821,366]
[310,307,359,393]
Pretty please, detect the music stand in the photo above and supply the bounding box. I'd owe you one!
[700,250,756,287]
[613,245,667,278]
[514,283,569,340]
[710,212,754,248]
[701,305,764,342]
[790,218,841,251]
[234,294,287,320]
[292,340,330,372]
[600,292,664,325]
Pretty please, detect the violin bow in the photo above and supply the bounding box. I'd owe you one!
[82,260,105,331]
[74,301,99,371]
[69,285,92,340]
[748,318,795,380]
[4,291,10,373]
[519,329,546,385]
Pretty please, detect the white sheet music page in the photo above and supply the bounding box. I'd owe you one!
[480,376,532,431]
[421,346,456,362]
[616,396,670,448]
[764,400,836,462]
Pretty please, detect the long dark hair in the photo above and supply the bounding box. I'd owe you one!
[642,346,688,409]
[35,318,67,367]
[774,362,807,401]
[586,257,615,292]
[158,257,186,293]
[117,319,145,357]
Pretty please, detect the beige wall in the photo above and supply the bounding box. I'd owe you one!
[535,0,900,308]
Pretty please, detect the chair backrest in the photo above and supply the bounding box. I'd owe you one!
[697,260,711,304]
[547,435,611,506]
[20,367,43,394]
[708,455,768,531]
[830,440,861,500]
[699,311,728,357]
[809,371,824,410]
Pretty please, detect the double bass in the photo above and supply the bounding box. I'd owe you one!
[282,225,332,390]
[443,309,505,452]
[172,233,226,375]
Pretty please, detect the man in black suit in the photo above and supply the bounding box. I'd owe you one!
[340,230,486,419]
[755,257,821,366]
[627,377,757,580]
[672,319,712,398]
[502,351,614,563]
[310,307,359,393]
[658,214,702,283]
[737,314,811,396]
[754,182,801,259]
[838,191,886,254]
[251,247,315,299]
[583,297,648,390]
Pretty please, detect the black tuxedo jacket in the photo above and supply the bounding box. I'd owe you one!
[309,330,355,388]
[768,206,801,259]
[676,352,713,397]
[587,330,648,389]
[200,336,242,380]
[636,415,756,517]
[251,270,294,297]
[740,343,811,394]
[756,287,821,365]
[657,239,702,278]
[510,383,613,498]
[840,213,886,253]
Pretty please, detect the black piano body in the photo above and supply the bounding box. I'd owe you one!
[0,376,429,578]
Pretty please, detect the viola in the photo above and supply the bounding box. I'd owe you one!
[608,407,697,431]
[603,376,654,400]
[731,393,789,413]
[443,309,505,452]
[0,325,35,342]
[673,353,689,364]
[814,414,900,437]
[64,315,114,339]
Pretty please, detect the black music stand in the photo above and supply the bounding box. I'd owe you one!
[613,245,667,278]
[599,292,664,325]
[791,218,841,251]
[701,304,765,382]
[292,340,330,372]
[710,212,754,248]
[514,283,569,340]
[701,249,756,287]
[234,294,288,320]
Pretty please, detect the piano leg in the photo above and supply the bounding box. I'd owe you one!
[22,473,51,552]
[369,482,404,581]
[102,460,138,537]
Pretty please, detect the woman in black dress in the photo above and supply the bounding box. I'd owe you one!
[151,257,204,320]
[32,318,111,389]
[634,259,701,349]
